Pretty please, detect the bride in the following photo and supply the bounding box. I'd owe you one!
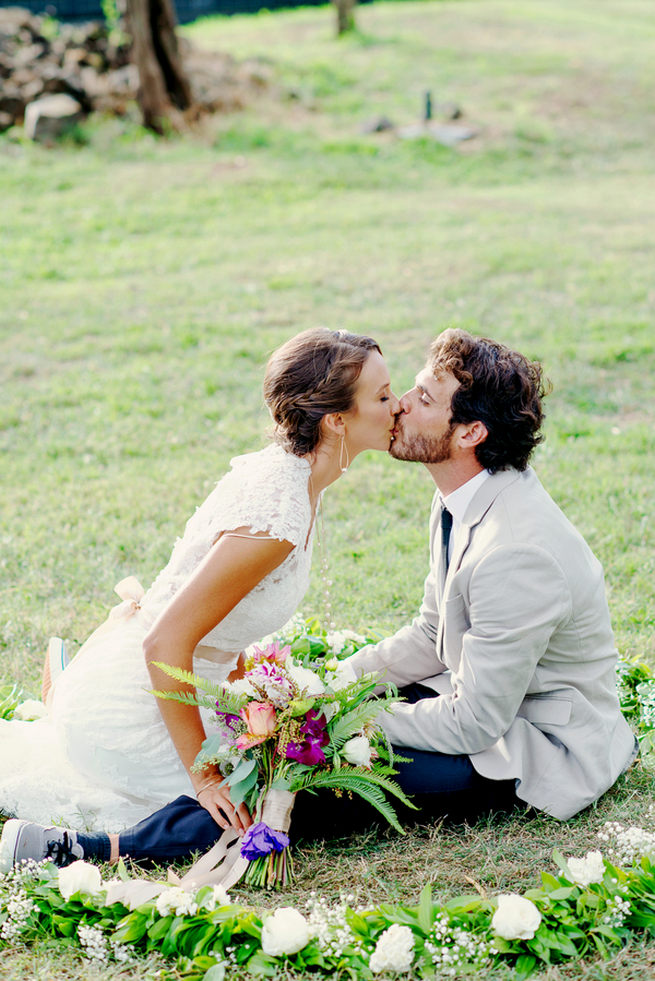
[0,328,399,835]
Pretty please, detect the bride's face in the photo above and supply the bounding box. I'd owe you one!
[343,351,400,455]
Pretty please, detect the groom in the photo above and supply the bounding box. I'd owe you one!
[0,330,638,869]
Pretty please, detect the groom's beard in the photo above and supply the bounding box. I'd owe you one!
[390,420,456,463]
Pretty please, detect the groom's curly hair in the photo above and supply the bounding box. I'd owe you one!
[429,329,550,472]
[264,328,382,456]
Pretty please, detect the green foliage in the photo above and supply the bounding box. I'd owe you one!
[0,685,24,721]
[6,837,655,977]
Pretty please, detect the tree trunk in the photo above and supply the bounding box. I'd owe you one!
[333,0,356,36]
[126,0,194,133]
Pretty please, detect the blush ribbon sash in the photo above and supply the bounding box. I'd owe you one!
[169,789,296,892]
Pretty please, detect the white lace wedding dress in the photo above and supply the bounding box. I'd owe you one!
[0,444,317,832]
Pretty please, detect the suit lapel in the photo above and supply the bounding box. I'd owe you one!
[435,468,524,662]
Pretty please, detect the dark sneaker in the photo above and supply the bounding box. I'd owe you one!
[0,819,84,873]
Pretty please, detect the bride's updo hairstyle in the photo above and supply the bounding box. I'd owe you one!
[263,328,382,456]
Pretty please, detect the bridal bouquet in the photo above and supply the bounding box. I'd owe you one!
[156,636,412,889]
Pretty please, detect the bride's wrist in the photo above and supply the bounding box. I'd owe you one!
[193,771,222,794]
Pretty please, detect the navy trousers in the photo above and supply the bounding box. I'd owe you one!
[82,685,519,864]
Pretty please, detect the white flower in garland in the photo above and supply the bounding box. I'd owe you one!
[326,632,348,655]
[566,849,605,886]
[369,923,415,973]
[156,886,198,917]
[492,894,541,940]
[0,888,35,941]
[58,860,103,901]
[78,923,109,961]
[13,699,47,721]
[598,822,655,867]
[198,883,230,911]
[260,907,311,956]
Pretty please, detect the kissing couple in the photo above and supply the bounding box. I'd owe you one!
[0,327,637,871]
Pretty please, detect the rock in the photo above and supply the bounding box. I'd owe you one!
[435,101,462,121]
[0,87,25,119]
[360,115,395,134]
[0,110,14,131]
[0,7,275,132]
[398,122,477,146]
[24,92,84,141]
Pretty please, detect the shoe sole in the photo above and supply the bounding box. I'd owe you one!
[0,819,27,874]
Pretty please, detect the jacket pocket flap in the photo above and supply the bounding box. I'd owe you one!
[518,696,572,726]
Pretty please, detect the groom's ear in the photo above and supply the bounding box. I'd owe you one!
[458,420,488,448]
[321,412,345,438]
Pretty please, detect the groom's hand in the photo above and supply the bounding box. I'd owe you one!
[197,780,253,835]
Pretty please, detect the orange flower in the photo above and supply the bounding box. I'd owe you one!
[236,702,277,749]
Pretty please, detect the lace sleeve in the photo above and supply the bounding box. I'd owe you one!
[186,445,311,551]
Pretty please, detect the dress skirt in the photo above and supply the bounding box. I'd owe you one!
[0,606,231,832]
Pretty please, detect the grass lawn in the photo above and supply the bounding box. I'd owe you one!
[1,0,654,976]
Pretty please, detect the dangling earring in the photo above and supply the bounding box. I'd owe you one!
[339,434,350,473]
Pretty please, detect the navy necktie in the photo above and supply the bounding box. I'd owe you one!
[441,506,453,571]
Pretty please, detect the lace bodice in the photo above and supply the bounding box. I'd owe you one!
[142,444,316,654]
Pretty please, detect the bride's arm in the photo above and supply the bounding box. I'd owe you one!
[143,528,294,833]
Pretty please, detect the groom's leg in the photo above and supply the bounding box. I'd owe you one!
[74,796,221,865]
[382,682,518,821]
[118,796,222,863]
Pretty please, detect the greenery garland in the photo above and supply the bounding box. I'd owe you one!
[1,618,655,979]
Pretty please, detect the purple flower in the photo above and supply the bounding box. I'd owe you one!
[285,710,329,766]
[240,822,290,860]
[285,737,327,765]
[215,708,240,731]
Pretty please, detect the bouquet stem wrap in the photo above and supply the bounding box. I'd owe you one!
[172,789,295,892]
[261,788,295,834]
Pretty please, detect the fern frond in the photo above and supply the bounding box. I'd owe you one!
[291,767,415,831]
[329,703,386,747]
[291,769,408,832]
[151,662,245,713]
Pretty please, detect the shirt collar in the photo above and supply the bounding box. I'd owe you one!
[441,469,491,527]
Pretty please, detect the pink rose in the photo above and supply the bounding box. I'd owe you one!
[236,702,277,749]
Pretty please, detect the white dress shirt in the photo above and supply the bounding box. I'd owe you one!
[440,468,491,564]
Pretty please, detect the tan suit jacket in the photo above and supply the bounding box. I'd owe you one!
[349,467,637,820]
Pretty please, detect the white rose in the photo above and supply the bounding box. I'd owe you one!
[326,659,357,691]
[342,735,373,767]
[13,699,48,721]
[260,907,311,956]
[369,923,414,973]
[566,850,605,886]
[58,860,103,901]
[286,661,325,697]
[227,677,255,698]
[492,894,542,940]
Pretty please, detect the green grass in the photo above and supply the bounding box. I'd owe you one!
[1,0,654,976]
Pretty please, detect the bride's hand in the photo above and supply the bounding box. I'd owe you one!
[196,778,252,835]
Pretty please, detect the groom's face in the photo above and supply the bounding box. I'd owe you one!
[390,368,459,463]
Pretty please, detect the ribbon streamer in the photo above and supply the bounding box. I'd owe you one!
[171,789,296,891]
